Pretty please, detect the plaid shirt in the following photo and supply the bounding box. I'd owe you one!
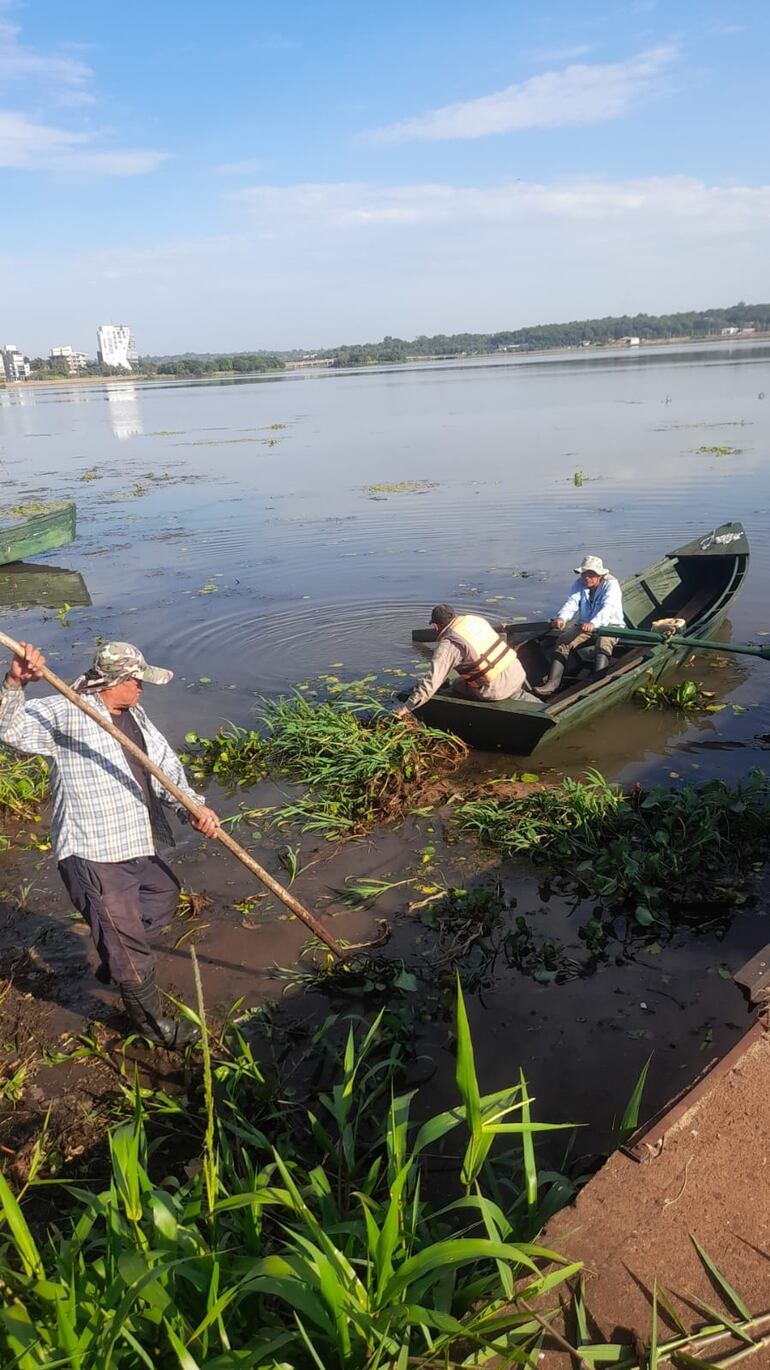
[0,684,205,862]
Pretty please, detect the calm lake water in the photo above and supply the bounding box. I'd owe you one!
[1,338,769,785]
[4,339,770,1147]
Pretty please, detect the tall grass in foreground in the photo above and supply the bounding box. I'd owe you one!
[0,975,580,1369]
[456,768,770,929]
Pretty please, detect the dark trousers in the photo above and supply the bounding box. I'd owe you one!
[58,854,181,985]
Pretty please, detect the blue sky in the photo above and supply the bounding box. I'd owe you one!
[1,0,768,353]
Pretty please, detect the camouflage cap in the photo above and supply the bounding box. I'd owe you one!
[72,642,173,693]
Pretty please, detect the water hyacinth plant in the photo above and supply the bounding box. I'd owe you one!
[634,677,724,712]
[0,749,48,816]
[456,768,770,928]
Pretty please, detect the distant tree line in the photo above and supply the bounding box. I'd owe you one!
[17,301,770,381]
[141,353,284,377]
[319,302,770,367]
[26,354,284,380]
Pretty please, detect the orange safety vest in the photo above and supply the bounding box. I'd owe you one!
[440,614,519,689]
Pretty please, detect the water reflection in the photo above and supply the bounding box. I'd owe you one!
[0,563,91,610]
[105,386,143,439]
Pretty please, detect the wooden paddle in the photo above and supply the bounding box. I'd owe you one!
[0,631,345,960]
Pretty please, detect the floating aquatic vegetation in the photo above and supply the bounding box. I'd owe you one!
[365,479,438,494]
[696,444,742,456]
[573,470,584,486]
[184,694,467,836]
[635,678,724,712]
[181,724,268,788]
[262,694,467,835]
[456,768,770,928]
[0,750,48,816]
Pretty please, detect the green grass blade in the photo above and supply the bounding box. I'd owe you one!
[455,975,482,1142]
[0,1165,43,1278]
[657,1283,688,1337]
[689,1296,756,1348]
[650,1281,659,1370]
[518,1069,537,1215]
[163,1320,201,1369]
[615,1054,652,1147]
[691,1237,752,1321]
[191,946,217,1217]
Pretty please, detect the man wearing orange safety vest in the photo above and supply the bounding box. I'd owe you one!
[394,604,536,718]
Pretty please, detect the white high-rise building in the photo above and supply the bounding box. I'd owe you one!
[50,345,88,374]
[1,345,30,381]
[96,324,134,370]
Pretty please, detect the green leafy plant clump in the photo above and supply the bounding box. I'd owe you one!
[181,723,268,787]
[264,695,467,835]
[0,749,48,816]
[635,677,724,712]
[456,768,770,928]
[185,695,468,836]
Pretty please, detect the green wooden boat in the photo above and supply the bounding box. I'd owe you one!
[0,500,76,567]
[409,521,749,754]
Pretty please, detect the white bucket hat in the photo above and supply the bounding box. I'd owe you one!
[574,555,610,576]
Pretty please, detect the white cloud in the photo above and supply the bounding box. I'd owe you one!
[5,174,770,352]
[0,18,94,104]
[214,158,267,175]
[0,110,167,174]
[364,45,677,143]
[231,175,770,235]
[0,16,166,174]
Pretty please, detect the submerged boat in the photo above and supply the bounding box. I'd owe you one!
[0,500,77,567]
[409,522,749,754]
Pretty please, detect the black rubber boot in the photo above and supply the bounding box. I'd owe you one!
[120,973,200,1050]
[536,656,566,698]
[592,651,611,681]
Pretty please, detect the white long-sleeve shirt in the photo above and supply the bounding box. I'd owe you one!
[556,575,624,630]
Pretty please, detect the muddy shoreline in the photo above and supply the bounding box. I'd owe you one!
[2,757,768,1181]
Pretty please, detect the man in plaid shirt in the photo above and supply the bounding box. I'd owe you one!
[0,640,220,1049]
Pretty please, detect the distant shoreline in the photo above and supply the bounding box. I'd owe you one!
[2,330,769,389]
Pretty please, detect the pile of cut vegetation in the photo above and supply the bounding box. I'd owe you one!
[183,695,468,837]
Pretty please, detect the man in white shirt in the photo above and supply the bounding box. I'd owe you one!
[537,555,624,697]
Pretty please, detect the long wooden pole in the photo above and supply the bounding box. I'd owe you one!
[0,631,345,960]
[596,624,770,661]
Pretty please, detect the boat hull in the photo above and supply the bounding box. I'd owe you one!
[410,521,749,754]
[0,501,77,567]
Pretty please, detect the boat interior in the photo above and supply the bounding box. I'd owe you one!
[514,549,748,703]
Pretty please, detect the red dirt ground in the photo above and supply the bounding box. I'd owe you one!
[539,1024,770,1366]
